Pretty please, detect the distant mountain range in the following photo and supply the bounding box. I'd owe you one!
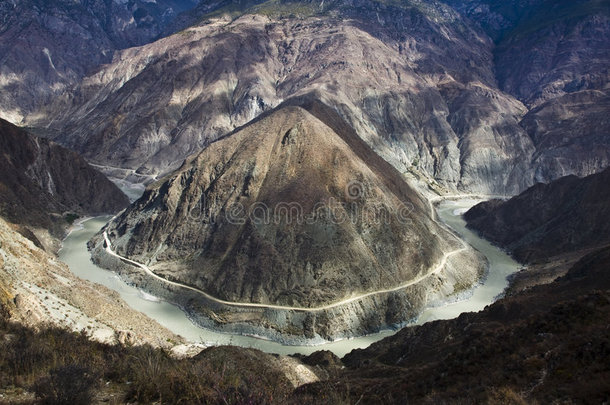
[3,0,604,195]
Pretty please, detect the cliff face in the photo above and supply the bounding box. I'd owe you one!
[0,118,128,247]
[93,104,482,341]
[464,168,610,263]
[0,0,198,123]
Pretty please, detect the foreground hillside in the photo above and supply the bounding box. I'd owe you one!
[2,235,608,403]
[0,312,324,404]
[0,215,181,348]
[299,246,610,404]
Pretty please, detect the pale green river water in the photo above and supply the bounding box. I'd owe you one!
[58,199,520,357]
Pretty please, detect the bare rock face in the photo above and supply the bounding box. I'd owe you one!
[0,0,199,123]
[116,329,137,346]
[93,104,483,341]
[464,167,610,263]
[521,90,610,183]
[0,118,128,245]
[435,0,610,182]
[33,3,535,194]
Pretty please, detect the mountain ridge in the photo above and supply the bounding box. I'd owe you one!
[464,167,610,263]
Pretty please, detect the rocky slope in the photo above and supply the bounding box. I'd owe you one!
[522,89,610,183]
[0,215,181,347]
[0,118,128,251]
[295,245,610,404]
[91,104,484,342]
[464,167,610,263]
[33,0,536,194]
[446,0,610,182]
[0,0,199,123]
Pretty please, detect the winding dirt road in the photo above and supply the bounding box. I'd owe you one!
[103,231,467,312]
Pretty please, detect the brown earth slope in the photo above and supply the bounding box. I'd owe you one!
[92,104,483,341]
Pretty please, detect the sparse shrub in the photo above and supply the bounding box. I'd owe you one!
[125,346,173,402]
[32,364,97,405]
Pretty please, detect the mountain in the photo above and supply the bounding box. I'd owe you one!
[295,245,610,404]
[521,90,610,182]
[31,0,537,194]
[447,0,610,107]
[445,0,610,183]
[0,118,128,251]
[464,167,610,263]
[91,103,483,342]
[0,0,199,123]
[28,0,610,194]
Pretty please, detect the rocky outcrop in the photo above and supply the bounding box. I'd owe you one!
[0,0,199,123]
[464,168,610,263]
[0,118,128,248]
[33,2,536,194]
[91,104,483,342]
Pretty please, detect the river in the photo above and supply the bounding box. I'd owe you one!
[58,199,520,357]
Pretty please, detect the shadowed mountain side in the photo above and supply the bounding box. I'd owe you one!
[521,90,610,183]
[293,246,610,403]
[464,167,610,263]
[0,118,128,250]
